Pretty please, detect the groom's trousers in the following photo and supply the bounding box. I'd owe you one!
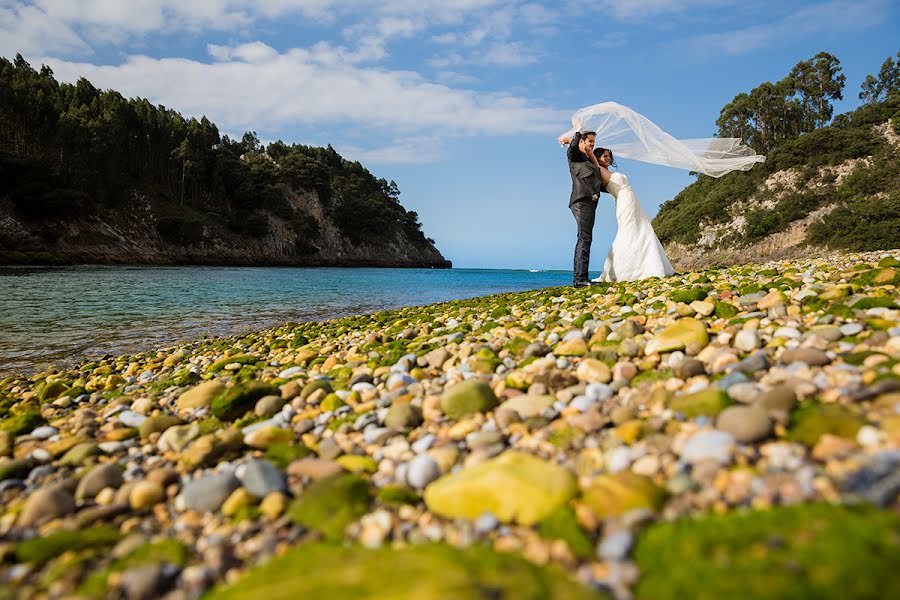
[571,197,597,283]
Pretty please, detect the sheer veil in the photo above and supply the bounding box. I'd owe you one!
[558,102,765,178]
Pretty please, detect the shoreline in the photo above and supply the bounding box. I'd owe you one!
[1,250,899,598]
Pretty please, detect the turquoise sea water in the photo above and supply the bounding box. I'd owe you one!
[0,266,571,375]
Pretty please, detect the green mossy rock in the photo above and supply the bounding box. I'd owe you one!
[15,526,122,565]
[634,503,900,600]
[211,542,606,600]
[538,506,594,559]
[209,354,260,373]
[645,318,709,355]
[138,415,184,439]
[851,296,898,310]
[423,451,576,525]
[211,383,279,420]
[264,443,313,468]
[440,380,499,419]
[38,380,69,401]
[790,404,866,447]
[554,338,588,357]
[177,380,225,411]
[0,412,45,436]
[670,387,731,417]
[713,301,739,319]
[320,393,345,412]
[375,485,421,506]
[669,287,708,304]
[336,454,378,474]
[301,379,333,399]
[79,538,189,597]
[288,473,372,540]
[581,472,667,520]
[384,402,423,431]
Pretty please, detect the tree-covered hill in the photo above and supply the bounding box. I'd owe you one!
[653,50,900,270]
[0,55,450,267]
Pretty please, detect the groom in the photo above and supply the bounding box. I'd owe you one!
[566,130,605,287]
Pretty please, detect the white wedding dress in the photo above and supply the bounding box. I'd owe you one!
[594,172,675,282]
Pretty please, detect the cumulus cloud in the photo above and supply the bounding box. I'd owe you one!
[0,3,90,58]
[41,44,563,154]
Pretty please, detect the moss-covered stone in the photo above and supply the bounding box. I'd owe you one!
[320,393,345,411]
[790,403,866,447]
[669,387,731,417]
[669,287,708,304]
[0,412,44,436]
[211,382,279,420]
[645,318,709,355]
[38,380,69,402]
[15,527,122,565]
[633,503,900,600]
[424,451,576,525]
[209,354,260,373]
[79,538,189,597]
[177,380,225,411]
[288,473,372,540]
[440,380,499,419]
[264,442,313,468]
[301,379,333,400]
[375,485,421,506]
[138,415,184,439]
[713,301,739,319]
[336,454,378,474]
[581,472,667,519]
[538,506,594,559]
[212,542,606,599]
[384,402,423,431]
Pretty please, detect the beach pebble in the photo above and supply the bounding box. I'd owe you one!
[680,430,735,465]
[238,459,286,498]
[406,455,441,489]
[180,472,241,512]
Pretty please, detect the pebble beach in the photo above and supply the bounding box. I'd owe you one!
[2,250,900,599]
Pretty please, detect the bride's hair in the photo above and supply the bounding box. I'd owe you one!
[594,147,616,167]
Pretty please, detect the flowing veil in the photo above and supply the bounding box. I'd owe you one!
[558,102,765,177]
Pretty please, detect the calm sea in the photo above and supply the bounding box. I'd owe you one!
[0,265,570,376]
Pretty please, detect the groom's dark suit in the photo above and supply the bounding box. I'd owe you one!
[568,132,606,284]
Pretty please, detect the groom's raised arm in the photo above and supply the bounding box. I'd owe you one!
[567,131,584,163]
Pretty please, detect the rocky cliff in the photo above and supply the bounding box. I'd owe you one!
[654,96,900,271]
[0,185,450,268]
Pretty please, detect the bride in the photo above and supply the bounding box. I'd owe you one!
[591,146,674,281]
[558,102,765,282]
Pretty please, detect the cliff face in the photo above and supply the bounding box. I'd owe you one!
[653,97,900,271]
[0,187,451,267]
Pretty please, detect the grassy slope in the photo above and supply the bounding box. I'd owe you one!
[653,95,900,253]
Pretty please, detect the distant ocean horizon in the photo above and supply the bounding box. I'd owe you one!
[0,265,572,376]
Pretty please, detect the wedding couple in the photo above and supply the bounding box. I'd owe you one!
[558,102,766,287]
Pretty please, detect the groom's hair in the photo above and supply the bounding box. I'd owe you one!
[581,131,596,138]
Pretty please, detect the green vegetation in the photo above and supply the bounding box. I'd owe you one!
[15,527,122,565]
[633,503,900,600]
[288,473,373,540]
[0,55,437,262]
[212,542,606,600]
[654,60,900,252]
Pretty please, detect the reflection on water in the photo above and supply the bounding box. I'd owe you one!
[0,265,570,375]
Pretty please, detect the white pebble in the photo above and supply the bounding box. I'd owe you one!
[856,425,882,448]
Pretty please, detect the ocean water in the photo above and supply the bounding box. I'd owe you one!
[0,265,571,375]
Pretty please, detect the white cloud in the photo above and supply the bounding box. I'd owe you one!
[40,44,564,163]
[339,135,446,164]
[592,0,726,20]
[0,3,90,58]
[674,0,889,58]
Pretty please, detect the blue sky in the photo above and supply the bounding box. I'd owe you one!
[2,0,898,269]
